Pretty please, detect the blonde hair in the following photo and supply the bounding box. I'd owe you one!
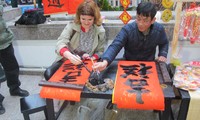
[74,1,102,26]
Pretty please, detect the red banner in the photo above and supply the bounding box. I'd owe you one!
[40,60,92,101]
[42,0,83,15]
[112,61,164,110]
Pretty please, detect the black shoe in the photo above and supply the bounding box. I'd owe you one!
[10,88,29,97]
[0,103,5,115]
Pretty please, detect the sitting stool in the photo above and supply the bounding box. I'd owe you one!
[20,94,47,120]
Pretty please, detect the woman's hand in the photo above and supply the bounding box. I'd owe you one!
[63,51,82,65]
[82,53,96,60]
[82,53,90,60]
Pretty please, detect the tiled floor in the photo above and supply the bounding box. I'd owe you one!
[0,74,45,120]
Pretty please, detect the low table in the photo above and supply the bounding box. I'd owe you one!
[42,61,175,120]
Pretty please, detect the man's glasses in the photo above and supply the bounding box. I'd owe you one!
[135,16,152,25]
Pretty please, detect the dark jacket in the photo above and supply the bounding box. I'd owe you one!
[102,21,169,65]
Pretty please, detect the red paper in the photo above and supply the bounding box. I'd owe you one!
[42,0,83,15]
[112,61,164,110]
[40,60,92,101]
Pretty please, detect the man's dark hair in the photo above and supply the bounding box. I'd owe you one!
[136,2,157,20]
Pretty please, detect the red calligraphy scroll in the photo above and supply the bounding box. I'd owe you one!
[40,60,92,101]
[112,61,164,110]
[42,0,83,15]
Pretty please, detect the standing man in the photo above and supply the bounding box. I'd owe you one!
[93,2,169,71]
[0,65,6,114]
[0,1,29,115]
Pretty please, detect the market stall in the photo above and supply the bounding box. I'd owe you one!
[171,0,200,65]
[170,1,200,119]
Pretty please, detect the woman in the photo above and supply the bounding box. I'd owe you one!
[56,1,105,65]
[54,1,107,119]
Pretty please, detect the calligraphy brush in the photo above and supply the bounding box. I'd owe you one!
[90,57,101,85]
[67,44,92,73]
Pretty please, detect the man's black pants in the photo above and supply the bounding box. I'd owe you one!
[0,44,21,91]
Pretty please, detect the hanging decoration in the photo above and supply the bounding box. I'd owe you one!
[119,0,132,24]
[162,0,174,9]
[161,9,173,22]
[178,4,200,44]
[161,0,174,22]
[120,0,130,9]
[42,0,83,15]
[171,0,200,65]
[119,10,132,24]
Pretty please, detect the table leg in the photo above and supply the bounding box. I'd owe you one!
[159,98,173,120]
[177,90,190,120]
[55,101,69,120]
[46,98,56,120]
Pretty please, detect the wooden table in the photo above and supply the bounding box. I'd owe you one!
[43,61,175,120]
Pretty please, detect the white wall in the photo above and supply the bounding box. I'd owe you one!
[13,40,57,68]
[13,40,200,69]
